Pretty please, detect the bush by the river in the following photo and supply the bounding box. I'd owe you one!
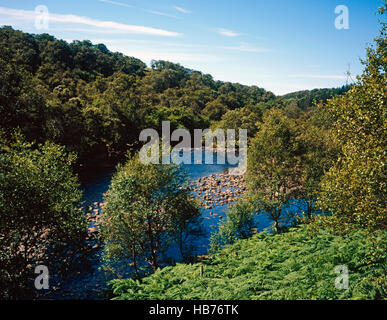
[0,132,88,299]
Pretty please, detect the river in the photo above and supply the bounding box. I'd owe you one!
[43,150,302,299]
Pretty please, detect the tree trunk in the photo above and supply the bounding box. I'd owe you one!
[131,243,139,279]
[273,208,280,233]
[273,219,280,233]
[146,217,158,272]
[306,199,313,218]
[178,231,186,262]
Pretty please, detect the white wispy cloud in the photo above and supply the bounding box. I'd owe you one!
[149,11,179,19]
[173,6,191,14]
[99,0,135,8]
[0,7,181,37]
[94,40,221,64]
[216,28,240,37]
[288,74,347,80]
[221,42,269,53]
[273,84,325,95]
[84,39,270,55]
[98,0,179,19]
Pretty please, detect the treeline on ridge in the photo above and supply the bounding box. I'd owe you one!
[0,26,349,168]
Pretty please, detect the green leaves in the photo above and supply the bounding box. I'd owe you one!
[246,109,304,231]
[100,154,201,276]
[110,224,387,300]
[209,200,255,253]
[0,132,87,299]
[317,12,387,231]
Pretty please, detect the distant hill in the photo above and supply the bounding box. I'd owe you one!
[278,86,351,110]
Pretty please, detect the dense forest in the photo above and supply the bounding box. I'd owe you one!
[0,4,385,300]
[0,25,349,166]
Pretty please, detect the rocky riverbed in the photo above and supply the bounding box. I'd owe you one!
[86,171,247,236]
[191,172,246,210]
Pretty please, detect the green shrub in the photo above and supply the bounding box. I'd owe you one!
[0,132,87,299]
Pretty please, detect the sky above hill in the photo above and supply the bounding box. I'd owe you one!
[0,0,384,94]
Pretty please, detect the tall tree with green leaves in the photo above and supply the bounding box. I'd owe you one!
[246,109,304,232]
[100,154,201,277]
[317,7,386,230]
[296,115,340,218]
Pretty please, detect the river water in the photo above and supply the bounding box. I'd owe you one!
[44,151,302,299]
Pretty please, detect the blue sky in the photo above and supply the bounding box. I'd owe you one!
[0,0,384,94]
